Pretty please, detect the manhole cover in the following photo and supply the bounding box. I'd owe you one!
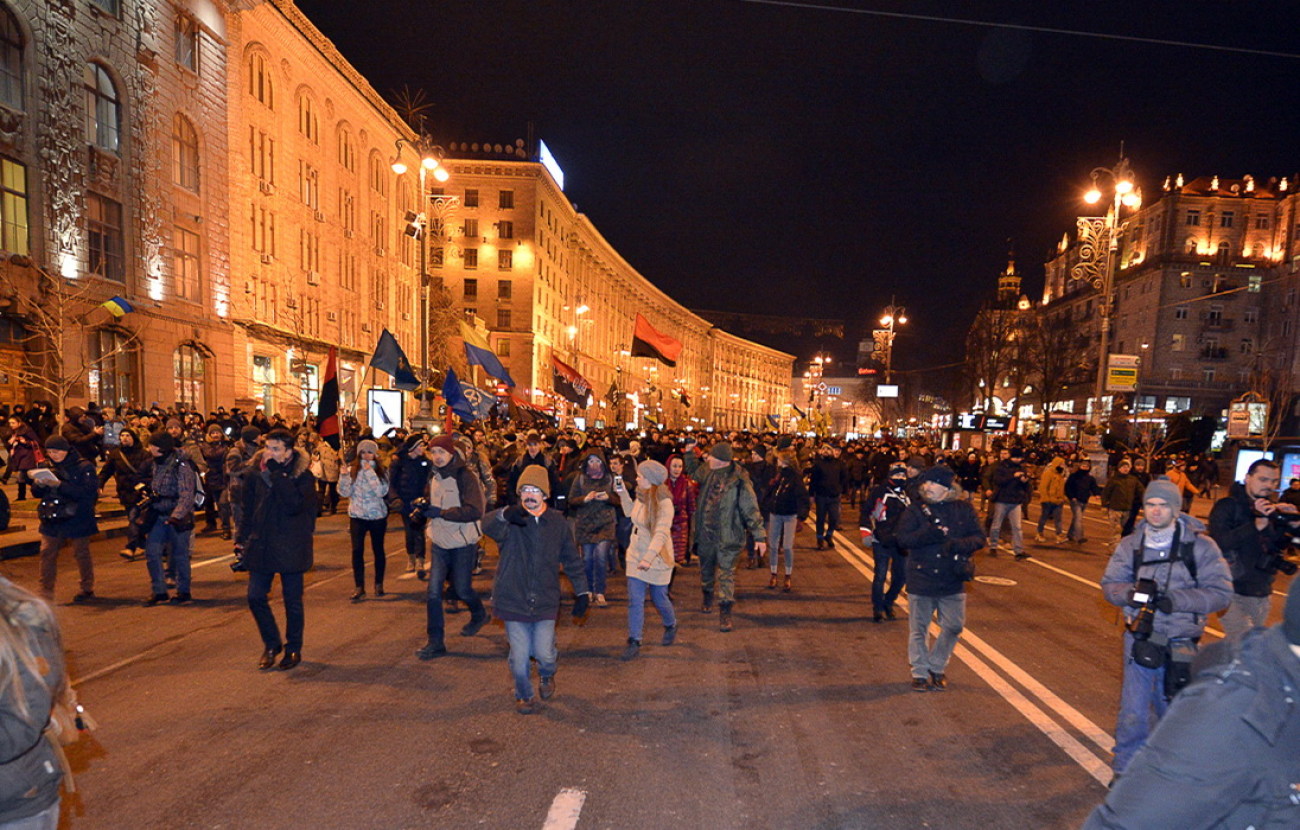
[974,576,1017,586]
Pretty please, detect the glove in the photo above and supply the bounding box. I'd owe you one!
[1155,594,1174,614]
[571,593,591,625]
[423,505,442,520]
[504,505,530,526]
[409,497,430,519]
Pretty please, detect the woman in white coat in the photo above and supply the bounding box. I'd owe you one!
[615,459,677,660]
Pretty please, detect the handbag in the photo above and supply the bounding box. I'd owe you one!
[37,496,77,522]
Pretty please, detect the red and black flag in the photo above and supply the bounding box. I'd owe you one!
[631,313,683,367]
[551,355,593,407]
[317,346,340,450]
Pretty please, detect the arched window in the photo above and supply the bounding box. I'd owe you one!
[0,7,22,111]
[337,127,355,171]
[88,327,137,406]
[171,113,199,191]
[248,52,273,109]
[297,94,318,143]
[368,151,387,195]
[84,63,120,152]
[1216,241,1231,264]
[174,343,208,409]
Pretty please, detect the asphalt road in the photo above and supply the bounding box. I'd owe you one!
[2,499,1290,830]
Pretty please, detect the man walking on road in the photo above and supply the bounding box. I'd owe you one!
[481,467,590,714]
[987,447,1030,559]
[1065,459,1100,544]
[141,432,199,606]
[896,466,984,691]
[1099,478,1231,776]
[1208,458,1299,639]
[809,443,846,550]
[692,442,766,632]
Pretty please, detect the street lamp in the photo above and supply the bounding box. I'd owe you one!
[1072,153,1141,426]
[391,131,450,421]
[878,299,907,384]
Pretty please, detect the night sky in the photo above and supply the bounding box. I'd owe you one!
[293,0,1300,372]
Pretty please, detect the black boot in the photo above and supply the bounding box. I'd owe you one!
[719,601,734,632]
[621,637,641,661]
[701,590,713,613]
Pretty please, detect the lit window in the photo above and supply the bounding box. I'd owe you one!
[1248,274,1262,293]
[1179,272,1192,288]
[498,249,512,271]
[1171,333,1185,352]
[171,114,200,192]
[84,63,120,152]
[495,339,510,357]
[0,7,23,111]
[0,157,29,255]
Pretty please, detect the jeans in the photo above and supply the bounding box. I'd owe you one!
[871,544,906,612]
[767,513,797,573]
[582,541,611,596]
[1220,594,1271,639]
[1068,499,1088,541]
[1037,502,1063,535]
[349,516,387,588]
[400,511,426,565]
[907,592,966,678]
[426,544,485,647]
[698,542,744,603]
[504,619,556,701]
[814,495,841,541]
[987,502,1023,554]
[37,535,93,597]
[248,570,305,653]
[145,520,192,595]
[627,576,676,640]
[1113,631,1170,774]
[1,799,60,829]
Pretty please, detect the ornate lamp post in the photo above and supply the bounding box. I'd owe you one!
[878,300,907,385]
[391,133,450,421]
[1073,153,1141,425]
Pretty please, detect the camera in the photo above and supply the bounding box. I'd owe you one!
[1128,578,1166,668]
[230,542,248,573]
[1270,511,1300,548]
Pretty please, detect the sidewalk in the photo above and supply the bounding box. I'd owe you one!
[0,476,130,560]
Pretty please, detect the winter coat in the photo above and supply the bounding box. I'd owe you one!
[313,443,341,484]
[483,506,588,622]
[0,582,65,823]
[808,456,846,498]
[390,451,434,509]
[1037,457,1068,504]
[1208,482,1292,598]
[1083,625,1300,830]
[745,459,773,511]
[4,425,39,473]
[896,487,985,596]
[425,457,485,550]
[506,451,558,505]
[149,450,199,524]
[1065,469,1101,503]
[991,460,1031,505]
[59,413,98,458]
[99,445,149,507]
[1101,472,1142,512]
[618,487,675,586]
[1100,515,1232,642]
[567,451,618,544]
[222,440,259,509]
[238,448,317,573]
[861,481,910,549]
[200,439,231,490]
[764,465,809,518]
[31,448,98,539]
[338,461,390,521]
[691,462,766,550]
[667,474,696,562]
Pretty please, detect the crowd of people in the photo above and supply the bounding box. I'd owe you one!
[2,400,1298,826]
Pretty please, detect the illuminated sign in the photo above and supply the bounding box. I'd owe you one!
[538,140,565,191]
[957,413,985,430]
[983,415,1011,431]
[877,384,899,398]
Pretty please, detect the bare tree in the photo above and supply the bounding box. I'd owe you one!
[1247,335,1298,451]
[0,263,145,416]
[1021,313,1091,418]
[964,304,1026,412]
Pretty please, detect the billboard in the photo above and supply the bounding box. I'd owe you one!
[877,384,899,398]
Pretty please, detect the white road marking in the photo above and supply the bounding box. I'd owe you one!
[191,554,236,570]
[541,788,587,830]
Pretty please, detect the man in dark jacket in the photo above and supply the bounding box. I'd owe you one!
[505,434,557,506]
[482,466,590,714]
[744,445,774,568]
[987,447,1031,559]
[861,461,911,622]
[141,432,199,606]
[1065,459,1101,543]
[390,435,434,579]
[59,406,101,464]
[32,436,99,603]
[1209,458,1298,638]
[415,435,487,660]
[1084,580,1300,828]
[896,465,985,691]
[1101,458,1142,545]
[238,429,317,671]
[808,443,846,550]
[223,426,261,543]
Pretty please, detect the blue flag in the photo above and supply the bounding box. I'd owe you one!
[460,383,496,421]
[766,414,781,430]
[442,368,476,421]
[370,329,419,391]
[459,320,516,388]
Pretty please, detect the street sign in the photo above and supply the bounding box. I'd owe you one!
[1106,354,1139,392]
[1227,400,1267,439]
[827,386,842,396]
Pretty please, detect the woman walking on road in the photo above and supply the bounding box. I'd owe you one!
[616,460,677,660]
[763,448,809,592]
[338,439,390,601]
[568,449,619,607]
[666,455,697,565]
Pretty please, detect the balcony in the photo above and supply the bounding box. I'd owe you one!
[1198,346,1230,361]
[1199,316,1234,332]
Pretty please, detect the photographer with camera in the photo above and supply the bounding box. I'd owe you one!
[1209,458,1298,639]
[140,432,199,606]
[1100,478,1231,777]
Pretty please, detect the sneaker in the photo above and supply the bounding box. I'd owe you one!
[929,672,948,691]
[1034,533,1046,543]
[169,592,192,605]
[884,605,898,620]
[119,548,136,560]
[515,697,537,715]
[621,638,641,661]
[350,588,366,602]
[415,643,448,661]
[595,594,608,607]
[142,593,169,607]
[1014,552,1030,561]
[911,677,931,692]
[539,676,556,700]
[72,591,96,604]
[661,625,677,646]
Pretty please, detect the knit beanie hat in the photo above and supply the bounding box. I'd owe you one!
[906,454,928,471]
[1144,477,1181,509]
[638,459,668,487]
[918,465,955,488]
[751,444,767,459]
[240,426,262,444]
[44,436,71,452]
[709,442,733,463]
[356,439,380,456]
[149,432,176,453]
[1284,578,1300,646]
[166,418,183,431]
[516,465,551,497]
[428,434,457,455]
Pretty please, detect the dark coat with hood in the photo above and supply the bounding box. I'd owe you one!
[483,505,588,622]
[567,450,618,544]
[59,408,99,458]
[4,423,39,473]
[764,464,809,518]
[1065,467,1101,503]
[31,447,98,539]
[237,447,317,573]
[390,441,434,508]
[861,479,911,549]
[896,484,985,596]
[991,459,1031,505]
[1209,482,1292,598]
[98,430,149,507]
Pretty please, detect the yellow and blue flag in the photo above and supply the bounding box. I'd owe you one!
[459,319,516,388]
[100,296,134,317]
